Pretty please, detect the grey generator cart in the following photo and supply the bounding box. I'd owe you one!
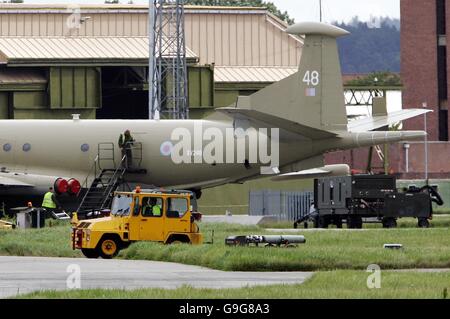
[294,175,444,229]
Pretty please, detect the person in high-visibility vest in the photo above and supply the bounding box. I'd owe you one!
[152,200,162,217]
[41,187,61,212]
[143,198,161,217]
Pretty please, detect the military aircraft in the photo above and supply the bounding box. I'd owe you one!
[0,22,428,213]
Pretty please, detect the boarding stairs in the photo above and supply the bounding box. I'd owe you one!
[51,211,71,220]
[77,142,145,215]
[77,159,128,214]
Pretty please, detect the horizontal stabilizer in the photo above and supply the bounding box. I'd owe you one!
[272,164,351,181]
[217,107,337,140]
[348,109,432,132]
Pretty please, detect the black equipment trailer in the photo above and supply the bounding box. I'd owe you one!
[294,175,444,229]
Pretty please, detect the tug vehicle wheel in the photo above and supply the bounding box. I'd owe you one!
[347,216,363,229]
[318,216,330,229]
[418,218,430,228]
[81,249,100,259]
[382,218,397,229]
[98,237,120,259]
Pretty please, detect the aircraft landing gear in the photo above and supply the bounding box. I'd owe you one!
[192,189,202,200]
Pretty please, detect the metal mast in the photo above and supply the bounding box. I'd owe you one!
[319,0,322,22]
[149,0,189,120]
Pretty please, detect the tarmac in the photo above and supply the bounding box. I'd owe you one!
[201,215,277,225]
[0,256,313,298]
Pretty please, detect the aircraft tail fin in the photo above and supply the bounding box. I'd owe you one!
[232,22,349,132]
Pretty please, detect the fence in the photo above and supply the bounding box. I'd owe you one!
[249,190,314,221]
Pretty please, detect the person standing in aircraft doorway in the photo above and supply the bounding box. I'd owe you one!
[119,130,135,169]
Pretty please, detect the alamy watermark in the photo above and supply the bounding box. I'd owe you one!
[160,123,280,175]
[366,264,381,289]
[66,5,82,30]
[66,264,81,290]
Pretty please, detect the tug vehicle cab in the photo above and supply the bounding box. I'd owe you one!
[0,219,15,230]
[71,188,203,259]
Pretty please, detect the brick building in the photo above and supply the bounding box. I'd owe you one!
[327,0,450,180]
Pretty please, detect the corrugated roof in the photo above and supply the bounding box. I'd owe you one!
[0,4,267,13]
[214,66,298,83]
[0,68,47,84]
[0,37,198,66]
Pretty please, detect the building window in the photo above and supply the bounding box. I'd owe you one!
[437,0,448,141]
[440,110,449,141]
[437,0,446,35]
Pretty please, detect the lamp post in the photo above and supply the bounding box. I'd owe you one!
[404,143,410,173]
[422,102,429,185]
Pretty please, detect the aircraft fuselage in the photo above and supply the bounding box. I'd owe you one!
[0,119,316,192]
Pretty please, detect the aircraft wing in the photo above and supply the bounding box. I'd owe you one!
[217,107,337,140]
[0,176,34,187]
[348,109,432,133]
[272,164,351,181]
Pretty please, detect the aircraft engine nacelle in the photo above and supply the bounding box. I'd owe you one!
[54,178,81,196]
[68,178,81,196]
[54,178,69,195]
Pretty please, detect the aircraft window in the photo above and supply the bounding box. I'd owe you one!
[142,197,163,218]
[167,198,188,219]
[23,143,31,152]
[81,144,90,152]
[3,144,11,152]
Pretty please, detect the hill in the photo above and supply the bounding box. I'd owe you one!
[334,17,401,74]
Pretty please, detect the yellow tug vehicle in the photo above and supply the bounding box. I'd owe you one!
[0,219,15,230]
[71,188,203,259]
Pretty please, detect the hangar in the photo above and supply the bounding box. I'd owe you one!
[0,3,302,120]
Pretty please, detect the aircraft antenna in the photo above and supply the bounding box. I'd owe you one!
[149,0,189,120]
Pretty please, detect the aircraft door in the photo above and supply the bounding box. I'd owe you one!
[164,197,191,235]
[128,195,142,241]
[139,196,165,241]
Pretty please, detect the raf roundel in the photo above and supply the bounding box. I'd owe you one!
[160,141,174,157]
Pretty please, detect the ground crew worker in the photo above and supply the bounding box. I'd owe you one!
[41,187,61,217]
[143,198,152,216]
[118,130,135,169]
[143,198,161,217]
[150,198,161,217]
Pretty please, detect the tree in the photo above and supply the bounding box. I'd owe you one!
[185,0,294,25]
[334,17,400,73]
[103,0,293,24]
[346,72,402,87]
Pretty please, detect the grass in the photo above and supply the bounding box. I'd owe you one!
[263,215,450,229]
[17,270,450,299]
[2,222,450,271]
[0,222,81,258]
